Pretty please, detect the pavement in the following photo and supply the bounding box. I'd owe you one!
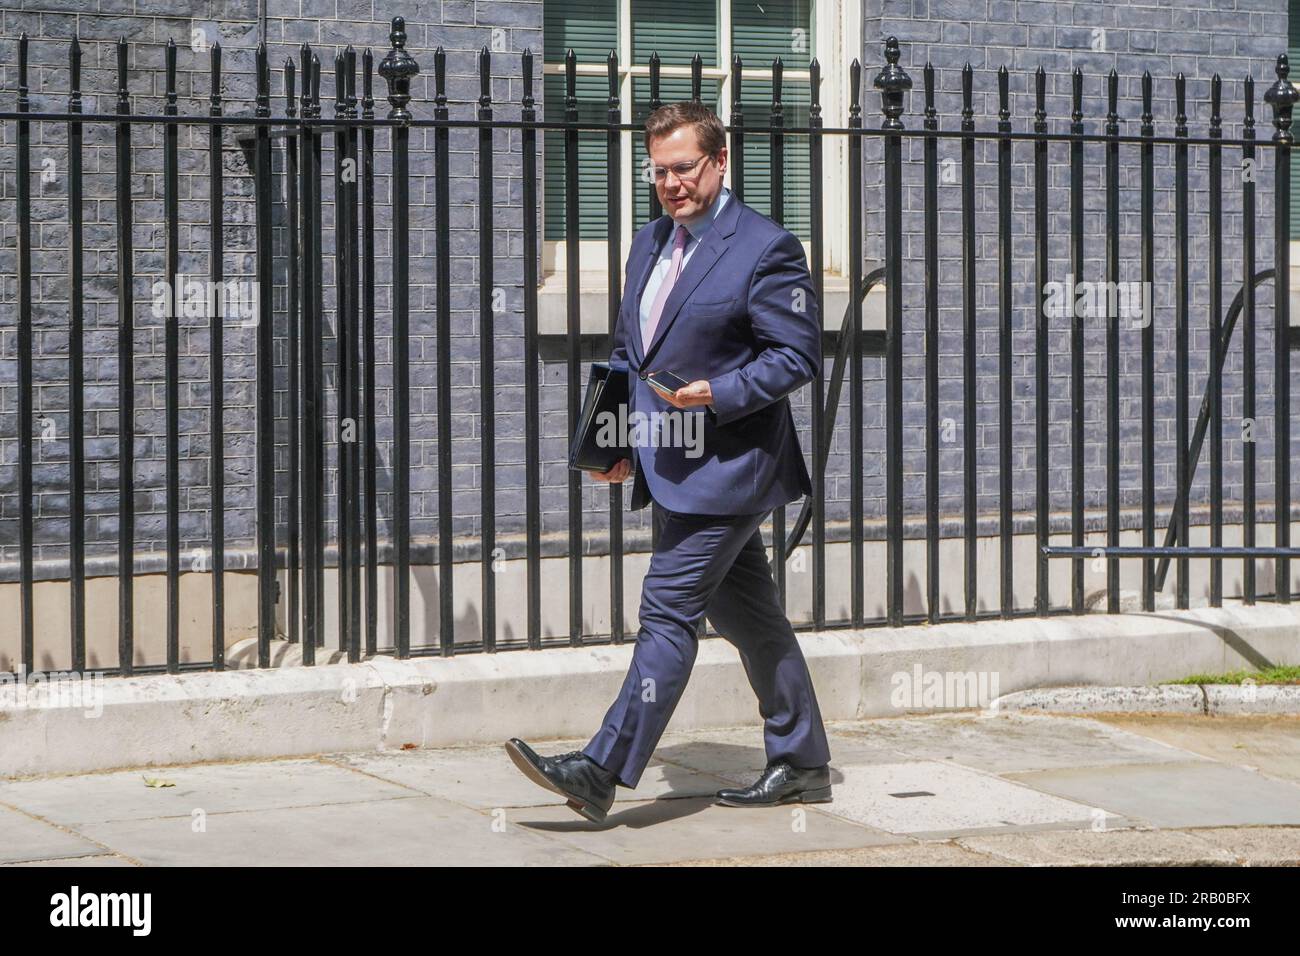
[2,710,1299,867]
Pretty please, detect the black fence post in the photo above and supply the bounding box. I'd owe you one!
[164,39,181,672]
[961,62,977,621]
[1069,68,1085,614]
[68,37,87,671]
[477,46,497,653]
[606,50,625,645]
[254,43,276,667]
[1242,75,1258,605]
[1104,68,1120,615]
[923,62,939,624]
[809,56,826,630]
[1140,71,1155,613]
[16,33,34,673]
[1033,65,1049,616]
[1266,55,1297,604]
[875,37,910,628]
[521,49,542,650]
[848,58,863,628]
[997,64,1013,618]
[1209,74,1224,608]
[114,37,136,676]
[1174,73,1190,609]
[379,18,419,656]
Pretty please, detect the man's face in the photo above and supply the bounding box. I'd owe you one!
[648,124,727,223]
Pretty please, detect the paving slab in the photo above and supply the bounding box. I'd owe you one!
[830,712,1205,773]
[1088,714,1300,784]
[809,762,1130,839]
[1179,826,1300,865]
[73,795,608,866]
[0,758,418,827]
[658,842,1013,866]
[323,741,730,809]
[1,854,135,867]
[956,828,1243,866]
[1005,761,1300,829]
[653,724,907,785]
[506,795,905,865]
[0,804,106,865]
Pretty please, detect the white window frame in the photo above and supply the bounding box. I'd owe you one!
[540,0,860,280]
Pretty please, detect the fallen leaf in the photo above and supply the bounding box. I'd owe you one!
[141,775,175,788]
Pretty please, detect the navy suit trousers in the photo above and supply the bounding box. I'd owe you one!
[582,499,832,789]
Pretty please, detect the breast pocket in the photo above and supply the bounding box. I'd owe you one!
[686,296,740,318]
[683,297,742,344]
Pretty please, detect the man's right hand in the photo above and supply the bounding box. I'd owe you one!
[590,458,631,483]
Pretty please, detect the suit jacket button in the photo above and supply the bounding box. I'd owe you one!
[638,372,647,381]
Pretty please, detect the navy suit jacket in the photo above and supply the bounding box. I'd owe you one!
[608,194,821,515]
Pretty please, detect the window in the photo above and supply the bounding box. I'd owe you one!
[541,0,857,282]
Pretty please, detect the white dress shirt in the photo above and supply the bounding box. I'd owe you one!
[638,187,732,345]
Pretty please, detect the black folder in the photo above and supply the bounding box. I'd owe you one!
[569,362,631,472]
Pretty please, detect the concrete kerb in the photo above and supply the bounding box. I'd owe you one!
[992,683,1300,716]
[1,602,1298,779]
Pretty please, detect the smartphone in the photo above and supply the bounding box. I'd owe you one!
[646,369,689,399]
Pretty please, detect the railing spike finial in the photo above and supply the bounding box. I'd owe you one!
[809,57,821,115]
[1141,70,1152,133]
[1034,65,1046,132]
[1244,73,1255,131]
[69,36,82,107]
[1175,72,1187,137]
[378,15,420,122]
[849,58,860,119]
[961,62,973,129]
[1265,53,1299,144]
[1071,67,1083,127]
[873,36,911,130]
[923,62,935,130]
[998,64,1009,128]
[479,46,492,108]
[1106,68,1118,135]
[116,36,130,113]
[521,48,534,110]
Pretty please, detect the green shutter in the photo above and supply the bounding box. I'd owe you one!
[736,81,811,241]
[544,74,613,240]
[631,0,718,66]
[631,77,724,230]
[543,0,618,241]
[544,0,617,62]
[731,0,814,66]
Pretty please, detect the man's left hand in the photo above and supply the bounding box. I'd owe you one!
[666,380,713,409]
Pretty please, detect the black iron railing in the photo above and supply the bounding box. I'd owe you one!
[2,19,1299,678]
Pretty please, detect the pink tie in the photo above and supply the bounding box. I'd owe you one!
[643,225,689,351]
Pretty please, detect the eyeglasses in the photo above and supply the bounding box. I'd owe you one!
[644,154,712,184]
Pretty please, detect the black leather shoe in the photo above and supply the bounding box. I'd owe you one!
[504,738,619,823]
[714,759,832,807]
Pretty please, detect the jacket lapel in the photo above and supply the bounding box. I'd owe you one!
[626,216,672,366]
[641,195,741,369]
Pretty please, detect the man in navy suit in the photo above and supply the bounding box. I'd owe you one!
[506,101,831,823]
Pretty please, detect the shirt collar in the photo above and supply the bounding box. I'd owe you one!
[674,186,730,244]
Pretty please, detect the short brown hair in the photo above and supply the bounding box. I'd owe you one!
[644,101,726,157]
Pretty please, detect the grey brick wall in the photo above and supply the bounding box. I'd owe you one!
[1,0,1297,588]
[860,0,1299,528]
